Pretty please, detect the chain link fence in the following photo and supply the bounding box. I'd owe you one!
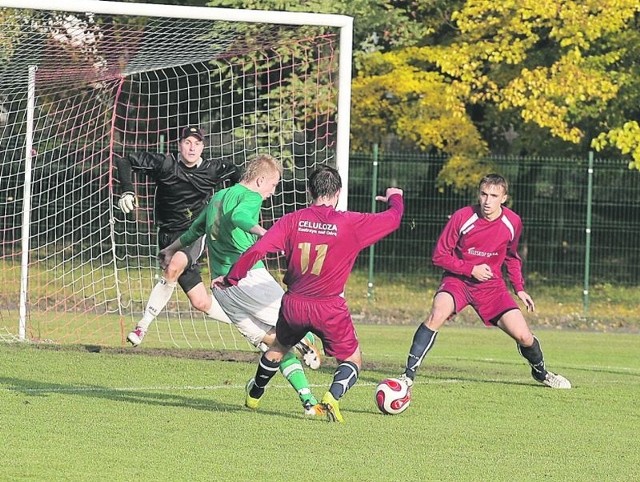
[347,150,640,288]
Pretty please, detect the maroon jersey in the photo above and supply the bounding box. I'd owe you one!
[226,194,404,296]
[432,205,525,292]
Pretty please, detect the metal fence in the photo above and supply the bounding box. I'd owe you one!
[347,150,640,287]
[4,147,639,288]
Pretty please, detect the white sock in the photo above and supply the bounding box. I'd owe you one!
[137,278,177,331]
[206,294,232,324]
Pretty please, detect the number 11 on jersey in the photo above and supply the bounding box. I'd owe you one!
[298,242,327,275]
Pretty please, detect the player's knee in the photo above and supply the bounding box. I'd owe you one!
[509,328,534,347]
[164,254,188,281]
[343,348,362,370]
[425,312,448,330]
[164,264,184,282]
[190,296,210,313]
[517,332,535,347]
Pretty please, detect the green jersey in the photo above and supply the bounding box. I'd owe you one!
[179,183,265,276]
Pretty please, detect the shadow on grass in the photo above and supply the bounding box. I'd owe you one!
[0,376,306,421]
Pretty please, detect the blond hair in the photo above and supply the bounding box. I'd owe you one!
[240,153,283,182]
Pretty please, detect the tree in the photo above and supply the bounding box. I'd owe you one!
[351,0,640,188]
[213,0,438,54]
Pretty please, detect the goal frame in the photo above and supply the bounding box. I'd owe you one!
[1,0,353,343]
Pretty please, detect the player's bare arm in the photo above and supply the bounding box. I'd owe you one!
[375,187,403,203]
[517,290,535,312]
[471,263,493,281]
[249,224,267,237]
[210,275,230,289]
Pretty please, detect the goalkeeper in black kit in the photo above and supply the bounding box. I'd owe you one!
[114,125,238,346]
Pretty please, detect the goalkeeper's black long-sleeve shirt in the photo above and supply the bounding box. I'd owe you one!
[115,151,239,232]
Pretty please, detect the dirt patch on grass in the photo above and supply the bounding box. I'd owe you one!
[17,342,405,372]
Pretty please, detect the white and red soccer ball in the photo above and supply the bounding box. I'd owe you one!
[375,377,411,415]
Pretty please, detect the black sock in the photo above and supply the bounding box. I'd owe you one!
[404,324,438,380]
[329,361,359,400]
[517,336,546,380]
[250,353,280,398]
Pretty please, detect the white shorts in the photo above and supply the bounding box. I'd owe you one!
[212,268,284,347]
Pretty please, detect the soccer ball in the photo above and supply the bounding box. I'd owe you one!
[375,378,411,415]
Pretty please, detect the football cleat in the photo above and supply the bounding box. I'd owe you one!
[303,402,326,417]
[126,327,145,347]
[294,333,322,370]
[245,378,263,410]
[398,373,414,389]
[320,392,344,423]
[537,371,572,389]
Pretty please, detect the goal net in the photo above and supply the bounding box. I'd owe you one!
[0,1,352,348]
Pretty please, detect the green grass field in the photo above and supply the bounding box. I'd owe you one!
[1,325,638,481]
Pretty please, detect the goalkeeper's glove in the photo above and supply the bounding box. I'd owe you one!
[118,192,138,214]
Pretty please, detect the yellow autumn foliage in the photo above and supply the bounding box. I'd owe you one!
[352,0,640,187]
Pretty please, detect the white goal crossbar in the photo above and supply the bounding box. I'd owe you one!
[0,0,353,202]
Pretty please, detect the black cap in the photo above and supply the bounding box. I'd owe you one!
[180,126,205,142]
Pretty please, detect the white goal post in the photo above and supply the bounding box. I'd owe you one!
[0,0,353,347]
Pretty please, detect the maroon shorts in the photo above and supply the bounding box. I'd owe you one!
[438,276,519,326]
[276,292,359,361]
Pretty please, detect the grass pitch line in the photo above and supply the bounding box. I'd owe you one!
[9,372,637,396]
[0,379,466,395]
[434,355,640,374]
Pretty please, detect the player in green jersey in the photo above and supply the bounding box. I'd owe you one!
[159,154,321,414]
